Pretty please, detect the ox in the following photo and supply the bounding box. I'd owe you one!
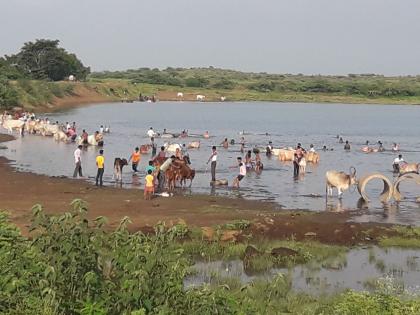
[188,141,200,149]
[326,167,357,198]
[114,158,128,183]
[54,131,69,142]
[77,134,104,146]
[165,143,181,153]
[305,151,320,163]
[196,95,205,101]
[400,163,420,175]
[1,119,25,135]
[177,92,184,98]
[278,149,295,161]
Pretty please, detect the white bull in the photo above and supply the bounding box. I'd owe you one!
[196,95,205,101]
[188,141,200,149]
[41,124,60,136]
[1,119,25,135]
[326,167,357,198]
[177,92,184,98]
[77,134,103,146]
[54,131,69,142]
[165,143,181,152]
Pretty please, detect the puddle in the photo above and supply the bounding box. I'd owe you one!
[185,246,420,295]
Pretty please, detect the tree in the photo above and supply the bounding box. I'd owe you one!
[8,39,90,81]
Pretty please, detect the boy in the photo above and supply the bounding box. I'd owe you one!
[95,149,105,186]
[144,169,154,199]
[233,157,246,188]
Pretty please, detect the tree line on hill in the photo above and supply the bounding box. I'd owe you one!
[0,39,90,108]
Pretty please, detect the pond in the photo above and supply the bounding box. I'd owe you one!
[2,101,420,224]
[184,247,420,296]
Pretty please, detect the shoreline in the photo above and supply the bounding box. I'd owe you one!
[12,81,420,114]
[0,133,399,245]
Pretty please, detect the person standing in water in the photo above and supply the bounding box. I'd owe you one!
[221,138,229,149]
[233,157,246,188]
[207,146,218,182]
[95,149,105,187]
[73,145,83,178]
[344,141,351,151]
[128,147,141,172]
[393,154,404,173]
[240,137,245,153]
[151,137,157,157]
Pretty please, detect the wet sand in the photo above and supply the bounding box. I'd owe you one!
[0,133,397,245]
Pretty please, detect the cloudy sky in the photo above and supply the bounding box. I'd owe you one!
[2,0,420,75]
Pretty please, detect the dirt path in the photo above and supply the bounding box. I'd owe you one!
[0,134,396,245]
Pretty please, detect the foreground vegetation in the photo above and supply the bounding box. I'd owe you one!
[2,200,420,314]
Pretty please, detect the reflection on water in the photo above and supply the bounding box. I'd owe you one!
[2,101,420,224]
[185,247,420,295]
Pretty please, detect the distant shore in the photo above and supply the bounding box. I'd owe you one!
[8,79,420,114]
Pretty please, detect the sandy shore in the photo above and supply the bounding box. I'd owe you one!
[0,133,396,245]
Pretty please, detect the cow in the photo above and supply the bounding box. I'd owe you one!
[196,95,205,101]
[165,143,181,152]
[326,167,357,198]
[179,164,196,187]
[278,149,295,161]
[188,141,200,149]
[400,163,420,175]
[54,131,69,142]
[1,119,25,135]
[41,124,60,136]
[77,134,104,146]
[177,92,184,98]
[114,158,128,183]
[305,151,320,163]
[220,96,226,102]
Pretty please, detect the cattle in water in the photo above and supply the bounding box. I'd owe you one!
[1,119,25,135]
[196,95,205,101]
[177,92,184,98]
[114,158,128,183]
[326,167,357,198]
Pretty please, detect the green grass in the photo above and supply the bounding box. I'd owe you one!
[378,226,420,248]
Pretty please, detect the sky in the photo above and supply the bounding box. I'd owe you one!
[2,0,420,75]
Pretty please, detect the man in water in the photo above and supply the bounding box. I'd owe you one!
[266,141,273,156]
[151,137,157,157]
[147,127,155,139]
[293,153,300,177]
[309,144,316,153]
[240,137,245,153]
[207,146,218,182]
[344,141,351,151]
[128,147,141,172]
[233,157,246,188]
[181,144,191,164]
[95,149,105,187]
[393,154,404,173]
[81,129,88,145]
[221,138,229,149]
[73,145,83,178]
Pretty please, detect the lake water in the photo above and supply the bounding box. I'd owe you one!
[2,101,420,224]
[184,247,420,296]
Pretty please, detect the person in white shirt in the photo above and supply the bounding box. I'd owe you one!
[73,145,83,178]
[147,127,156,138]
[309,144,316,153]
[233,157,246,188]
[207,146,218,182]
[393,154,404,173]
[99,125,104,134]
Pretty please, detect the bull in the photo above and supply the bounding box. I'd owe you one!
[326,167,357,198]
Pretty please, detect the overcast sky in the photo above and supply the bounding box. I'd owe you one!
[2,0,420,75]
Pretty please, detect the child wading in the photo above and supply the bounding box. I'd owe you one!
[95,149,105,186]
[144,169,154,200]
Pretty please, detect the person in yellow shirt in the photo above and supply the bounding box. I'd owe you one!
[95,149,105,187]
[144,169,154,200]
[128,147,141,172]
